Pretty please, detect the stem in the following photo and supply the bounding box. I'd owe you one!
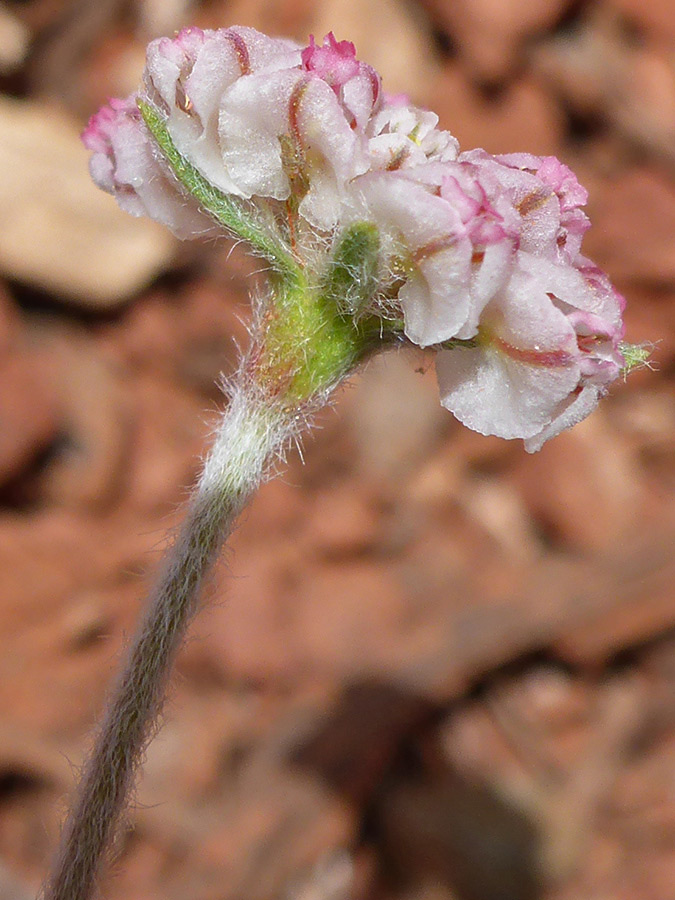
[40,190,382,900]
[40,386,293,900]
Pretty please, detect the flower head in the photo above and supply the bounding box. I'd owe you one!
[86,27,386,234]
[83,25,641,449]
[366,100,459,171]
[347,158,517,345]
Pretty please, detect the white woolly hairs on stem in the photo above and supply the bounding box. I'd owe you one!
[40,376,298,900]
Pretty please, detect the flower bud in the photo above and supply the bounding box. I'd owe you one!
[321,221,381,316]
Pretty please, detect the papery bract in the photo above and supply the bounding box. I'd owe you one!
[459,149,590,263]
[143,26,381,231]
[143,26,302,199]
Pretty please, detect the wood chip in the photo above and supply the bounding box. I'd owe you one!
[0,2,30,74]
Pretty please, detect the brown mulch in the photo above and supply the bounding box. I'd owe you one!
[0,1,673,899]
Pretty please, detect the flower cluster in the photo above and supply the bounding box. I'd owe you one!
[353,151,626,450]
[83,26,631,451]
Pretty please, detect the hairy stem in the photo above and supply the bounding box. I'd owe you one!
[41,386,293,900]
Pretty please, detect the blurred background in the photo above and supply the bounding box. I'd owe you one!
[0,0,674,898]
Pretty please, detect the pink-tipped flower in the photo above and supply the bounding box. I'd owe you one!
[142,26,303,200]
[459,149,590,263]
[348,159,517,345]
[435,251,625,451]
[301,32,380,128]
[84,27,385,233]
[341,140,628,449]
[82,94,218,239]
[301,32,360,91]
[214,31,381,229]
[142,27,382,231]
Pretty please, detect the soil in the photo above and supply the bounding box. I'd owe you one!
[0,1,673,899]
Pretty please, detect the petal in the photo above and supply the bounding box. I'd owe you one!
[518,252,623,332]
[359,170,464,245]
[401,244,473,346]
[436,254,585,439]
[454,239,515,339]
[341,71,378,128]
[298,170,343,231]
[436,342,581,440]
[536,156,588,209]
[84,95,218,238]
[574,255,626,323]
[301,33,360,86]
[494,151,542,170]
[460,149,561,258]
[295,76,363,184]
[293,76,369,229]
[166,33,245,195]
[367,133,416,169]
[228,26,301,72]
[358,172,474,344]
[218,69,303,198]
[144,29,206,112]
[422,129,460,162]
[517,251,591,309]
[486,256,578,356]
[523,385,600,452]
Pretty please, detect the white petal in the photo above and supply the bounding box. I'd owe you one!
[226,27,301,71]
[436,344,580,440]
[488,256,578,355]
[523,385,600,452]
[295,77,362,183]
[298,171,342,231]
[341,72,377,129]
[518,252,592,311]
[454,240,515,339]
[218,69,302,198]
[184,31,243,126]
[402,245,473,346]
